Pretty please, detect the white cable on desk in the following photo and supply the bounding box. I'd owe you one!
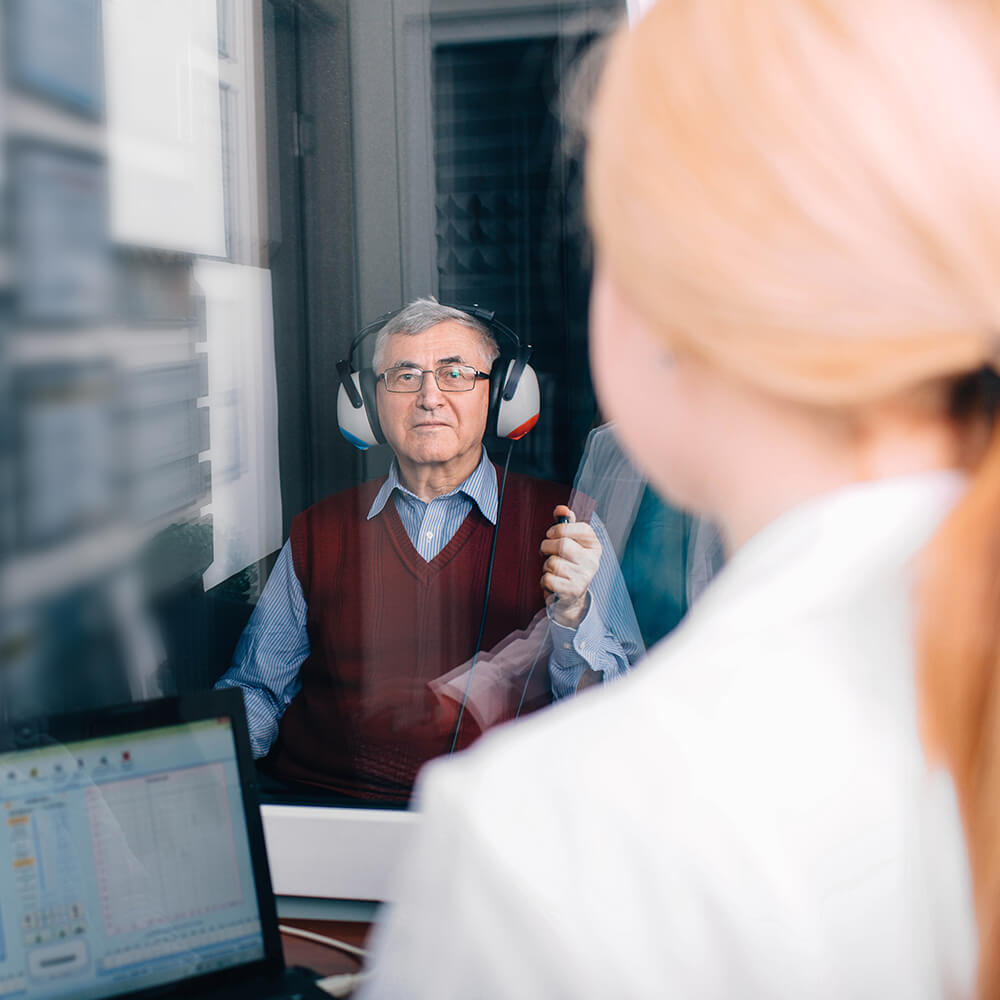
[278,923,368,960]
[315,971,370,997]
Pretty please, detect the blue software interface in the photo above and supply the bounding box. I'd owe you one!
[0,718,265,1000]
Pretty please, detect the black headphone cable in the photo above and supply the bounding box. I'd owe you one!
[448,439,513,755]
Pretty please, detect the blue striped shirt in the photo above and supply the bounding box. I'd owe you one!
[366,447,498,560]
[216,448,644,757]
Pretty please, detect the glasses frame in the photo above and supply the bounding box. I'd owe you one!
[377,363,491,393]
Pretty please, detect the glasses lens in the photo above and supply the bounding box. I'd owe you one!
[384,368,423,391]
[435,365,477,391]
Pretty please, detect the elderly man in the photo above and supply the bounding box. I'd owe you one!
[216,299,642,802]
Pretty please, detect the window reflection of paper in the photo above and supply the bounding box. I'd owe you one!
[568,422,646,557]
[104,0,226,256]
[197,262,281,591]
[427,611,551,735]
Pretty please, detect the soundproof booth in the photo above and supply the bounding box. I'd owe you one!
[1,0,705,989]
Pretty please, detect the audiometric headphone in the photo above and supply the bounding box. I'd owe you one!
[335,304,541,450]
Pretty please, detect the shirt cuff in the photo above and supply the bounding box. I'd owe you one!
[546,595,605,669]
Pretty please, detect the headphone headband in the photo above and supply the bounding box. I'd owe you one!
[345,303,530,370]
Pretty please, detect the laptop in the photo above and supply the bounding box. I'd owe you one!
[0,689,331,1000]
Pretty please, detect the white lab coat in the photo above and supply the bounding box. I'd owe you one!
[360,472,978,999]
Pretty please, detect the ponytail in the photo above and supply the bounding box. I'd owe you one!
[920,408,1000,999]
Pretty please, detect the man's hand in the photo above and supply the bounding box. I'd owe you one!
[540,504,602,629]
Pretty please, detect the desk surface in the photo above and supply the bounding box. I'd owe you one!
[280,918,372,979]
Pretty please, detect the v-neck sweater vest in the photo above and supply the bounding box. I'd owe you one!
[265,467,573,802]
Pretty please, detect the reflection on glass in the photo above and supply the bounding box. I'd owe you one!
[572,423,724,648]
[2,0,276,723]
[1,0,714,821]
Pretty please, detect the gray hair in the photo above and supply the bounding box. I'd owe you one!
[370,297,501,372]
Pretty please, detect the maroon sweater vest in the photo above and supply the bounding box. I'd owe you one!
[265,468,573,802]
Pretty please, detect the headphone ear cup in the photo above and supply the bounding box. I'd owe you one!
[337,372,380,449]
[487,356,506,432]
[494,360,540,440]
[357,366,384,444]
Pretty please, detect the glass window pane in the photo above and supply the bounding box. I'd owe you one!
[2,1,716,839]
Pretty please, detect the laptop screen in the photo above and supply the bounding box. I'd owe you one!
[0,714,267,1000]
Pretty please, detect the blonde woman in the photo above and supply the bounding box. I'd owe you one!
[360,1,998,996]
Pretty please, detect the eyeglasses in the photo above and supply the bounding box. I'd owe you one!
[378,364,490,393]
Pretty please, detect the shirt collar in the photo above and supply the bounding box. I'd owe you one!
[367,448,498,525]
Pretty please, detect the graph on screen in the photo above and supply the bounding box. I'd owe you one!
[86,763,245,937]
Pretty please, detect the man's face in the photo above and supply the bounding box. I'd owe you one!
[376,321,492,481]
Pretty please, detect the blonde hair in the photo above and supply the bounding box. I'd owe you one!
[588,0,1000,404]
[587,1,1000,994]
